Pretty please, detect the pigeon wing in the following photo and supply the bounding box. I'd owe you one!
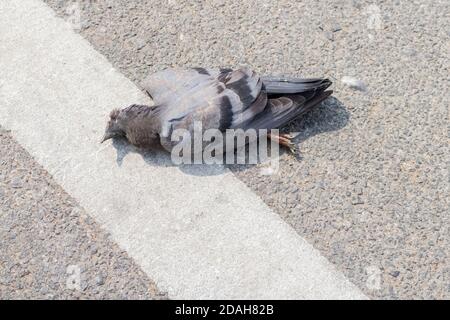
[141,68,215,105]
[154,68,268,150]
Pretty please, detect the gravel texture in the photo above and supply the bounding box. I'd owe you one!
[15,0,450,299]
[0,126,166,299]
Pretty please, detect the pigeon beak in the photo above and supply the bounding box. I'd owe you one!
[100,132,114,144]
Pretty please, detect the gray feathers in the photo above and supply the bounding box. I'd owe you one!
[108,67,332,151]
[261,76,331,94]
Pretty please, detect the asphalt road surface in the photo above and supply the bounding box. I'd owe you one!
[1,0,448,299]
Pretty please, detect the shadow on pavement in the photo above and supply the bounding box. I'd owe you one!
[286,96,350,145]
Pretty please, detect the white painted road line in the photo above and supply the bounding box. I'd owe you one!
[0,0,366,299]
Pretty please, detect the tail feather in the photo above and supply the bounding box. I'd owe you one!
[289,89,333,119]
[243,90,332,131]
[262,76,332,95]
[242,75,332,131]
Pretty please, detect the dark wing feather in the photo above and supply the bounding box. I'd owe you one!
[242,90,333,131]
[238,77,333,131]
[148,67,267,138]
[262,76,331,95]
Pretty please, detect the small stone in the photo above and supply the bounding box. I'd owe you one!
[80,281,88,291]
[352,0,361,9]
[341,76,367,92]
[156,291,170,300]
[39,286,49,295]
[403,48,417,57]
[331,23,342,32]
[89,245,98,255]
[0,187,4,198]
[374,126,384,136]
[135,38,147,50]
[324,31,334,41]
[95,275,105,286]
[316,181,326,190]
[10,178,23,189]
[351,196,364,205]
[125,32,137,39]
[390,271,400,278]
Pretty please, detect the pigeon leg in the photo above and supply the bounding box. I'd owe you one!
[280,133,294,140]
[267,133,298,154]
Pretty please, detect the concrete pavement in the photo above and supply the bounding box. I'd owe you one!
[0,0,366,299]
[40,0,449,299]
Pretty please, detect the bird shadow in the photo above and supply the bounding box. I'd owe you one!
[228,96,350,171]
[111,137,228,176]
[286,96,350,144]
[110,96,349,176]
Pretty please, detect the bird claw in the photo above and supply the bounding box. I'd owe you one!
[281,134,298,155]
[281,133,295,140]
[287,142,299,155]
[268,132,299,156]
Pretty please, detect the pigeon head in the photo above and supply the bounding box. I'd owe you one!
[101,105,162,147]
[101,108,125,143]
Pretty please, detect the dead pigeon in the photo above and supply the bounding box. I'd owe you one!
[101,67,332,153]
